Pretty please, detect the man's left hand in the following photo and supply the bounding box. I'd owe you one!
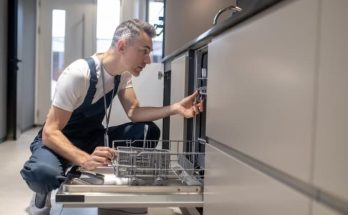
[174,91,204,118]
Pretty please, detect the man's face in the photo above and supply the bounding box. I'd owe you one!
[123,31,153,77]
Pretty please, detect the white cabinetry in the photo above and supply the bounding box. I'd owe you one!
[170,54,187,141]
[312,203,343,215]
[204,0,348,214]
[313,0,348,203]
[206,0,318,182]
[204,144,310,215]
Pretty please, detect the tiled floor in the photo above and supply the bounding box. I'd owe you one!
[0,127,182,215]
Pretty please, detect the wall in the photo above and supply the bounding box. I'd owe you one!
[120,0,146,22]
[164,0,236,56]
[17,0,36,132]
[0,0,8,141]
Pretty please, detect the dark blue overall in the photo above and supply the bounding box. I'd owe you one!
[20,57,160,195]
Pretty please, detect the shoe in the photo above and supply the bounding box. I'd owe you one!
[28,192,51,215]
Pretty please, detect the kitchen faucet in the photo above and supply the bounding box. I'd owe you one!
[213,4,242,25]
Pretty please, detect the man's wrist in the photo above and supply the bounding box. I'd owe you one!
[76,153,91,167]
[169,103,179,116]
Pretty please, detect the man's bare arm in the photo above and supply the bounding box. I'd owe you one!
[42,106,114,170]
[118,88,203,122]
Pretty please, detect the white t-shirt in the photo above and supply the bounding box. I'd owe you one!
[53,54,133,112]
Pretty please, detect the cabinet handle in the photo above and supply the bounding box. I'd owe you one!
[158,71,164,80]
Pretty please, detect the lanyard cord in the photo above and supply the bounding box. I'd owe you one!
[100,59,115,147]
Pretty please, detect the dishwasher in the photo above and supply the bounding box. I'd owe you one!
[56,139,205,208]
[56,47,208,212]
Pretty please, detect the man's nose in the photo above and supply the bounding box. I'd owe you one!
[144,54,151,64]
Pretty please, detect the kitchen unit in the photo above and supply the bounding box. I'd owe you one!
[163,0,348,214]
[56,0,348,214]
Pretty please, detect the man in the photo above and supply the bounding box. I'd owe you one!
[20,19,203,214]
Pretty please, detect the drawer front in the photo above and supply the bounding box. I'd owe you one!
[313,0,348,202]
[204,144,310,215]
[312,202,343,215]
[206,0,318,182]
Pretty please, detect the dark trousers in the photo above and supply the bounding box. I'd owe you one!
[20,122,160,194]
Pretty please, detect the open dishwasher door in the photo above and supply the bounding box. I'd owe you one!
[56,140,205,208]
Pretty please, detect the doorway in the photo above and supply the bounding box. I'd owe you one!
[35,0,97,124]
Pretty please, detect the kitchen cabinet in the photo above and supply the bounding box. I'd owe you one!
[206,0,318,182]
[170,53,188,141]
[312,202,343,215]
[313,0,348,203]
[204,144,310,215]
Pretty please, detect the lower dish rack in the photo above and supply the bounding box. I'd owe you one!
[113,139,204,186]
[56,139,206,208]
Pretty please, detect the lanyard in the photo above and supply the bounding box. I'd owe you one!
[100,60,115,147]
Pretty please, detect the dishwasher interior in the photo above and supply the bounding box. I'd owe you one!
[56,47,208,210]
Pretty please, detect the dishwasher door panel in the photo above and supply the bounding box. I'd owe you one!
[56,160,203,207]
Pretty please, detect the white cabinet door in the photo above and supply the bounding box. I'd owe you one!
[206,0,318,182]
[313,0,348,202]
[312,202,343,215]
[169,54,187,141]
[204,144,310,215]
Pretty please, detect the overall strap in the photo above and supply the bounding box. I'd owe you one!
[113,75,121,95]
[83,57,98,105]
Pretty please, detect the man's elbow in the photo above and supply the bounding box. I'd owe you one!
[42,127,55,147]
[127,108,139,122]
[127,113,138,122]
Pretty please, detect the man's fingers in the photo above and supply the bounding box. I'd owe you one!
[91,155,111,165]
[94,147,115,160]
[198,101,204,112]
[187,90,199,101]
[192,104,199,114]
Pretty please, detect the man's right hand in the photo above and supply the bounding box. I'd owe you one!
[80,146,115,170]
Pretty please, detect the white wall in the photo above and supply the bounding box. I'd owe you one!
[120,0,146,22]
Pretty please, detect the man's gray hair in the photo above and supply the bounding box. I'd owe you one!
[110,19,156,48]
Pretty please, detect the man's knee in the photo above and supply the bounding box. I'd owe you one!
[20,161,62,194]
[145,121,160,140]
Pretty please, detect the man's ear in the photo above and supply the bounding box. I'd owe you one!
[117,39,127,53]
